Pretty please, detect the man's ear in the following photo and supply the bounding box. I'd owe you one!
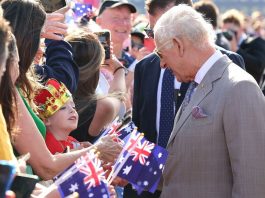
[43,118,51,126]
[173,37,184,57]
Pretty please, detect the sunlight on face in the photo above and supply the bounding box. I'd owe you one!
[47,98,79,133]
[98,6,132,44]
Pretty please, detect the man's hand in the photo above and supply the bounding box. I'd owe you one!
[80,141,93,148]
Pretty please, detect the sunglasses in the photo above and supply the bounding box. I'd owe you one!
[144,24,154,38]
[154,48,163,59]
[154,39,173,59]
[131,40,144,50]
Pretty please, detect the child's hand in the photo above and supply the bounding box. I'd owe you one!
[80,141,92,148]
[111,176,128,187]
[95,135,123,163]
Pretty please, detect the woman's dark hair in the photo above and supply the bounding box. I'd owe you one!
[0,33,18,137]
[65,30,104,113]
[1,0,46,99]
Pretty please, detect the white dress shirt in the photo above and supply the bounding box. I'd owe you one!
[194,50,223,85]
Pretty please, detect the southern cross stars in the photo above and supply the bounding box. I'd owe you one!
[69,183,79,193]
[123,165,132,175]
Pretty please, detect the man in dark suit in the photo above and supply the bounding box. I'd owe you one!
[124,0,245,197]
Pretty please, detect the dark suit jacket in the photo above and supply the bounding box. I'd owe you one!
[126,50,245,198]
[132,53,185,143]
[217,46,245,70]
[237,36,265,84]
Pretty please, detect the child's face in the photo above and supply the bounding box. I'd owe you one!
[47,98,79,133]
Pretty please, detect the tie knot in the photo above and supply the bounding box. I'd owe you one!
[180,81,198,115]
[187,81,198,99]
[190,81,198,89]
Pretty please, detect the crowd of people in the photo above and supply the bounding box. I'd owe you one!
[1,0,265,197]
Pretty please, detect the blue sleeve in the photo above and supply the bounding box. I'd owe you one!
[34,39,79,93]
[217,45,246,70]
[227,52,246,70]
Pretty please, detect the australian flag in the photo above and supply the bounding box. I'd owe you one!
[93,117,122,143]
[99,120,137,143]
[72,3,92,18]
[54,152,111,197]
[112,131,168,194]
[116,121,136,140]
[102,117,121,136]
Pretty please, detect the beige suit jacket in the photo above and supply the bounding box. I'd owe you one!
[161,56,265,198]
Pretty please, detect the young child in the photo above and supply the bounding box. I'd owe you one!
[34,78,80,154]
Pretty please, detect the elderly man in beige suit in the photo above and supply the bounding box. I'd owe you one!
[153,4,265,198]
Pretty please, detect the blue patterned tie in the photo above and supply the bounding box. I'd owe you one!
[158,69,175,148]
[181,81,198,115]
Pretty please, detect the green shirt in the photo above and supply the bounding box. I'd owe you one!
[18,90,46,138]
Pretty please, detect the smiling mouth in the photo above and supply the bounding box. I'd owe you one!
[115,30,127,34]
[68,116,77,121]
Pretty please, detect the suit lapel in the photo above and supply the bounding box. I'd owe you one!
[168,55,232,144]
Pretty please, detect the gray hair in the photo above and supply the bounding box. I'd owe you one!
[154,4,216,50]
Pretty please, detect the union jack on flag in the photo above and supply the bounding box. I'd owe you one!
[124,130,143,152]
[106,118,122,136]
[95,117,121,142]
[79,153,105,189]
[53,151,110,197]
[131,140,154,165]
[94,117,122,143]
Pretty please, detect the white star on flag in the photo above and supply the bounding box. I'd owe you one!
[146,161,150,166]
[125,126,132,133]
[158,152,162,158]
[69,183,79,193]
[123,165,132,175]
